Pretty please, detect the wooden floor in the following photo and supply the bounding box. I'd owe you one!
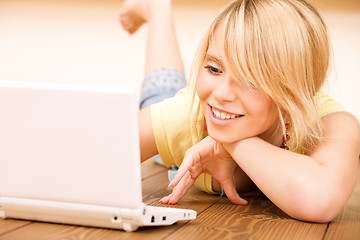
[1,158,359,240]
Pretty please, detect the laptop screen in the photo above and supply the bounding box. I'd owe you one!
[0,80,143,209]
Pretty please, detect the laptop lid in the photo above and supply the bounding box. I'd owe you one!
[0,80,143,209]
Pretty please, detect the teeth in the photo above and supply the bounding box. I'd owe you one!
[213,109,221,118]
[211,107,242,120]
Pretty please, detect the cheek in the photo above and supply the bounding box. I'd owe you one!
[242,92,278,127]
[196,71,211,101]
[245,92,274,114]
[252,99,278,127]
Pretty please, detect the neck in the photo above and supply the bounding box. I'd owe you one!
[258,121,284,147]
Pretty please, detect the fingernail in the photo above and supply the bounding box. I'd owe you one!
[168,181,172,187]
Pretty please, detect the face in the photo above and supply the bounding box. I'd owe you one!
[196,32,280,144]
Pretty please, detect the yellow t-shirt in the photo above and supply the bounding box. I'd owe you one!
[151,89,345,194]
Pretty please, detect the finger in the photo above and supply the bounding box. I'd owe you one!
[189,165,202,179]
[160,193,172,204]
[177,178,196,202]
[161,177,189,204]
[169,154,195,187]
[167,171,192,204]
[221,179,248,205]
[169,171,191,202]
[169,176,195,204]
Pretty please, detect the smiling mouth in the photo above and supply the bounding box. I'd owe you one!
[210,106,244,120]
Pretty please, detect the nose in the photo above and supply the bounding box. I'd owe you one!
[213,75,237,102]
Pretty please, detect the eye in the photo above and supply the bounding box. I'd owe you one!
[204,65,223,75]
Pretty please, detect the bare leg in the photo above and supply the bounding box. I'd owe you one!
[119,0,184,74]
[120,0,186,170]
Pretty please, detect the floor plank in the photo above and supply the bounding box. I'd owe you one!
[141,158,167,180]
[0,220,188,240]
[0,219,32,235]
[165,196,327,240]
[323,161,360,240]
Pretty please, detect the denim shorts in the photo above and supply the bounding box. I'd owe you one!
[139,68,187,110]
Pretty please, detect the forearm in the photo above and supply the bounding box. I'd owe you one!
[223,137,352,222]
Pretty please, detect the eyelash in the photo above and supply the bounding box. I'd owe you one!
[204,64,258,90]
[204,65,223,75]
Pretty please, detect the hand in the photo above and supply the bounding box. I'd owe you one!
[160,136,248,205]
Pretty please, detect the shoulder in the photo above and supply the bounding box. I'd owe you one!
[310,111,360,167]
[321,111,360,146]
[315,92,359,142]
[315,91,345,118]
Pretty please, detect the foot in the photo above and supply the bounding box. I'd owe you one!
[119,0,151,34]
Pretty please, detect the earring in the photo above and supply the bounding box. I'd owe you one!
[280,122,290,150]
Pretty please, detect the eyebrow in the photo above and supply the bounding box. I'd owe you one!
[204,53,225,69]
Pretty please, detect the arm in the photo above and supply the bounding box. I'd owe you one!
[138,106,158,162]
[223,112,360,222]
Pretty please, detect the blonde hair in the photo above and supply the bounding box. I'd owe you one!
[188,0,330,153]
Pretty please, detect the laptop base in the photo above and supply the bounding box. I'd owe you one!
[0,197,196,232]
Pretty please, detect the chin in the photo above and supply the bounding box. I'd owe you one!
[207,130,244,144]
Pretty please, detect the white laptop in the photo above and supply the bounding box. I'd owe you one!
[0,80,196,232]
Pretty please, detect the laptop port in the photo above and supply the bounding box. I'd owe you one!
[111,215,121,223]
[162,216,166,221]
[151,215,155,223]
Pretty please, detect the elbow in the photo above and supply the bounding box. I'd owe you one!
[287,200,339,223]
[285,189,343,223]
[284,177,357,223]
[283,180,344,223]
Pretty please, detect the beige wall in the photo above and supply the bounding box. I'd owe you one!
[0,0,359,121]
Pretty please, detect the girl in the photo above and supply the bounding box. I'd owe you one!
[120,0,360,222]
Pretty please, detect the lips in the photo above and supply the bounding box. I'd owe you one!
[210,105,244,120]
